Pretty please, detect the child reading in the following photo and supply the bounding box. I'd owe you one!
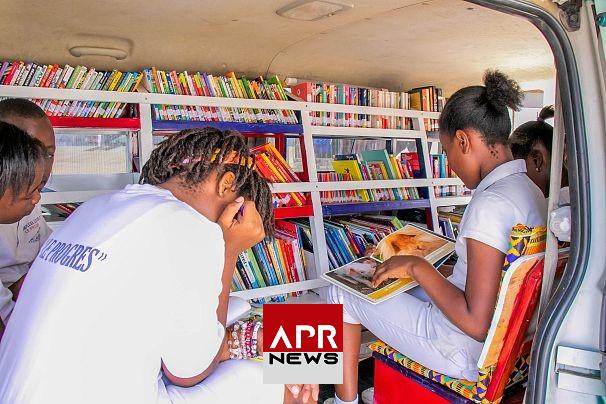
[0,128,317,404]
[0,99,55,326]
[0,121,46,339]
[327,70,547,404]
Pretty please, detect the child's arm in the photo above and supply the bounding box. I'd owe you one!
[162,198,265,388]
[373,239,503,341]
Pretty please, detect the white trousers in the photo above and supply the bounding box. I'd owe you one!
[158,360,284,404]
[328,285,483,381]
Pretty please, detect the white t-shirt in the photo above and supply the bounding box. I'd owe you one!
[0,184,226,404]
[448,159,547,291]
[0,204,51,323]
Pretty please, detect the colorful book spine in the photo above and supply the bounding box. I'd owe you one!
[290,81,413,130]
[142,68,297,125]
[0,60,142,118]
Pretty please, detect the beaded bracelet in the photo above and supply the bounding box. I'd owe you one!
[252,321,263,358]
[227,319,263,360]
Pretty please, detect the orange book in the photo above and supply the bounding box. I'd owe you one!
[254,157,295,207]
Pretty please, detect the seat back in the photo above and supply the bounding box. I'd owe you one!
[477,225,547,369]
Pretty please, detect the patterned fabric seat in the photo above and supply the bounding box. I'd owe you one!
[370,225,552,404]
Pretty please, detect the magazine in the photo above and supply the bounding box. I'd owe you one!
[322,223,455,304]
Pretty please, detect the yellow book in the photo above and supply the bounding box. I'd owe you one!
[389,155,403,180]
[131,72,144,92]
[332,160,370,202]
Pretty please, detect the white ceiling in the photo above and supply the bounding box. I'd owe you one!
[0,0,555,94]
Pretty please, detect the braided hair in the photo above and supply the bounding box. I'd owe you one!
[140,127,274,237]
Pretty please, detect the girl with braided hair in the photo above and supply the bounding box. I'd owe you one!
[0,127,317,404]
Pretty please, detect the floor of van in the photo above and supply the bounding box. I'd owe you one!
[318,358,527,403]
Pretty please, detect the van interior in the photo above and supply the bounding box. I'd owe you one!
[0,0,603,403]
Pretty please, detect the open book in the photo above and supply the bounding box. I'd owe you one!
[322,223,455,304]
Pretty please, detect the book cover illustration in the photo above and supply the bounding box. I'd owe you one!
[371,223,454,264]
[322,223,455,304]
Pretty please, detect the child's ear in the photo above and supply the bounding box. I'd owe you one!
[217,171,236,197]
[454,129,471,154]
[530,148,545,172]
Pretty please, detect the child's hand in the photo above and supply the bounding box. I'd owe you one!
[285,384,319,403]
[372,255,424,287]
[218,197,265,256]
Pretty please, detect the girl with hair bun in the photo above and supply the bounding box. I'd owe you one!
[327,70,547,404]
[510,105,567,196]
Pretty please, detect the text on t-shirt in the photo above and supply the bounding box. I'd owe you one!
[38,238,108,272]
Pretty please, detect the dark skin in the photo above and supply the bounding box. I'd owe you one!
[158,171,318,403]
[523,142,551,197]
[0,164,44,225]
[1,115,56,309]
[1,115,55,187]
[335,129,511,401]
[0,163,45,340]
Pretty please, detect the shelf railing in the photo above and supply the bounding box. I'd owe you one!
[2,84,470,301]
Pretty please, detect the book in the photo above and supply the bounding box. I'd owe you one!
[429,152,472,198]
[408,85,443,132]
[231,220,311,304]
[0,60,141,118]
[321,150,420,204]
[290,81,413,129]
[142,68,297,124]
[323,223,455,304]
[251,142,307,208]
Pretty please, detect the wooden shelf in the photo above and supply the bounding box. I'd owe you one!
[49,116,140,130]
[152,120,303,134]
[434,196,472,207]
[322,199,430,215]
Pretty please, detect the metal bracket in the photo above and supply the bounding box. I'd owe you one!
[556,346,606,396]
[555,0,583,31]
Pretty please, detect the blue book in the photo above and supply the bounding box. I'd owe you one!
[252,244,277,287]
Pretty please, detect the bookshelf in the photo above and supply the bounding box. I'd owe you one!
[0,83,471,300]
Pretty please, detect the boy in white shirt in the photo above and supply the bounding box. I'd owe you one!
[0,99,54,329]
[0,122,47,338]
[0,128,317,404]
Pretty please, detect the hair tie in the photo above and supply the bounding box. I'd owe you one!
[537,116,545,123]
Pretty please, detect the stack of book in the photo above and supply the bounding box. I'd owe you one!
[141,68,297,124]
[430,153,472,197]
[319,149,420,204]
[408,86,444,132]
[251,143,307,208]
[437,206,466,239]
[231,220,310,303]
[0,61,142,118]
[290,81,413,129]
[321,215,406,270]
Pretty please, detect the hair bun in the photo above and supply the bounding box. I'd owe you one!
[483,69,523,111]
[538,105,554,121]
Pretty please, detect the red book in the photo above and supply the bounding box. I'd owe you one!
[3,62,20,85]
[290,82,314,102]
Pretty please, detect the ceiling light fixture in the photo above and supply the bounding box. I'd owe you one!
[276,0,353,21]
[69,46,128,60]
